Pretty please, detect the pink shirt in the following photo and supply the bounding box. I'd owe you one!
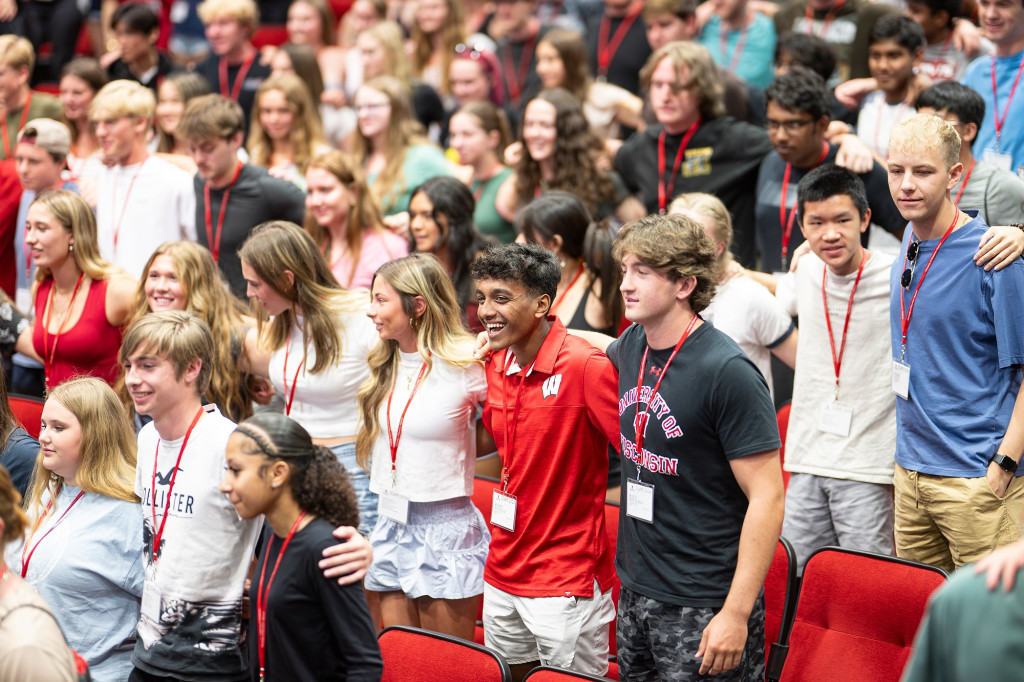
[330,229,409,290]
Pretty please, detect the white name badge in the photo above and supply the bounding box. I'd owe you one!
[141,582,162,622]
[984,148,1014,172]
[378,490,410,525]
[818,402,853,437]
[892,359,910,400]
[626,478,655,524]
[491,490,517,531]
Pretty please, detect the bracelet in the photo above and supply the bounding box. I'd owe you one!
[1011,223,1024,232]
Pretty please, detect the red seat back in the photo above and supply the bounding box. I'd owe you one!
[9,394,44,439]
[252,26,290,49]
[779,547,947,682]
[765,537,797,649]
[379,625,511,682]
[523,665,614,681]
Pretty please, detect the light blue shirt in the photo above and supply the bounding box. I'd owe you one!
[963,49,1024,175]
[889,212,1024,477]
[5,484,145,682]
[700,13,777,89]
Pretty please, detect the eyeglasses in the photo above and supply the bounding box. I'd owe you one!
[354,102,390,114]
[900,241,920,289]
[765,118,815,134]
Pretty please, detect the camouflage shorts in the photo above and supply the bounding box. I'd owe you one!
[616,587,766,682]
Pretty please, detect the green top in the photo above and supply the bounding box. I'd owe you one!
[1,91,63,160]
[370,143,452,216]
[470,166,516,244]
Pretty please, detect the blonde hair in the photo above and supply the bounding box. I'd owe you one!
[119,311,215,396]
[197,0,259,30]
[360,21,411,82]
[355,76,428,213]
[410,0,465,95]
[304,151,387,285]
[238,221,365,372]
[0,34,34,73]
[247,74,326,175]
[90,79,156,121]
[126,242,253,422]
[25,377,138,541]
[31,190,117,283]
[355,253,479,468]
[668,192,733,264]
[640,41,725,121]
[889,113,961,170]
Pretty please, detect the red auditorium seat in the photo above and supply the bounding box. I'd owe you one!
[524,665,615,681]
[776,402,791,489]
[779,547,948,682]
[9,393,44,439]
[252,26,290,49]
[764,537,798,682]
[472,476,500,645]
[378,625,511,682]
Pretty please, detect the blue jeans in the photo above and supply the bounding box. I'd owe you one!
[331,441,378,536]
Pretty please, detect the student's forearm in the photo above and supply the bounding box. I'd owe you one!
[996,377,1024,461]
[721,484,783,620]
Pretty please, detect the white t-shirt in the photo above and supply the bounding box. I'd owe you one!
[96,155,196,275]
[702,276,794,398]
[133,405,260,669]
[856,90,915,161]
[776,251,896,484]
[267,311,379,438]
[368,351,487,501]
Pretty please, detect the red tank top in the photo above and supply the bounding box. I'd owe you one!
[32,277,124,388]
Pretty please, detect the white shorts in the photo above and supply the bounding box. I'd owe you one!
[482,580,614,674]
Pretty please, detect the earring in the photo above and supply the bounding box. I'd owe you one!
[559,258,565,268]
[271,482,279,489]
[68,244,74,252]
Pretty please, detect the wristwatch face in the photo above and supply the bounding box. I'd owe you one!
[994,454,1019,473]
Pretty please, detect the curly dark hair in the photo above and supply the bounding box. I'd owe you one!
[514,88,617,218]
[470,242,561,303]
[234,413,359,529]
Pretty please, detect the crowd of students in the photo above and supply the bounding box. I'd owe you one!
[1,0,1024,679]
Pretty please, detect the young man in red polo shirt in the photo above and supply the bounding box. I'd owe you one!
[472,243,620,682]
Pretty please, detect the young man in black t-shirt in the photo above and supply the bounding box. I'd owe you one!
[606,213,784,681]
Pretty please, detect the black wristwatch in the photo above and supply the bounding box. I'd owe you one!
[991,453,1019,474]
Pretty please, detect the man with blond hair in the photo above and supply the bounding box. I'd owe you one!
[194,0,269,133]
[178,94,305,298]
[606,213,784,681]
[0,35,62,161]
[90,79,195,272]
[887,113,1024,572]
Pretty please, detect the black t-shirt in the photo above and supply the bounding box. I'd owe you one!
[616,117,773,267]
[584,10,651,96]
[194,164,306,298]
[497,25,552,114]
[607,322,780,607]
[195,55,271,136]
[249,517,383,682]
[106,51,176,91]
[754,149,906,272]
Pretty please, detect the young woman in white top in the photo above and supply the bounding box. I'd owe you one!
[240,221,381,537]
[357,253,488,641]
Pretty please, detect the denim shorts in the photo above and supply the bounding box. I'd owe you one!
[365,496,490,600]
[331,441,378,537]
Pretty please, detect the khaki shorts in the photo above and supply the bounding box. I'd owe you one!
[482,580,614,674]
[894,463,1024,573]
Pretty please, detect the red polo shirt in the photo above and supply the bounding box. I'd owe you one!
[481,317,620,598]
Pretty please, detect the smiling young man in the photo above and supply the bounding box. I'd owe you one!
[177,94,305,299]
[773,165,897,573]
[888,113,1024,572]
[471,243,620,682]
[607,213,783,681]
[122,311,373,682]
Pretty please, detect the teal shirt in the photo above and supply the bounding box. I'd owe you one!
[470,166,516,244]
[699,13,777,89]
[370,143,452,215]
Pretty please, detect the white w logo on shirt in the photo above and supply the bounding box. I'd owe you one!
[542,374,562,399]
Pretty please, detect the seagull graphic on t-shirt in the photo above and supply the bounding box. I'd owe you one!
[154,467,181,486]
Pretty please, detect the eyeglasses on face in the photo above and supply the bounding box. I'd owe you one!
[765,118,815,134]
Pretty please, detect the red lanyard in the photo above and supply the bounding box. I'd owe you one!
[954,159,975,205]
[204,161,244,264]
[635,314,698,454]
[657,119,701,213]
[805,0,845,38]
[719,22,749,73]
[597,2,642,79]
[991,53,1024,151]
[551,262,584,315]
[2,91,31,158]
[874,98,906,158]
[256,510,307,682]
[898,211,959,356]
[219,52,256,102]
[20,489,86,578]
[150,406,204,562]
[779,143,829,267]
[821,250,866,402]
[282,331,306,416]
[502,33,537,108]
[499,354,535,491]
[112,157,149,248]
[42,273,85,387]
[386,356,429,484]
